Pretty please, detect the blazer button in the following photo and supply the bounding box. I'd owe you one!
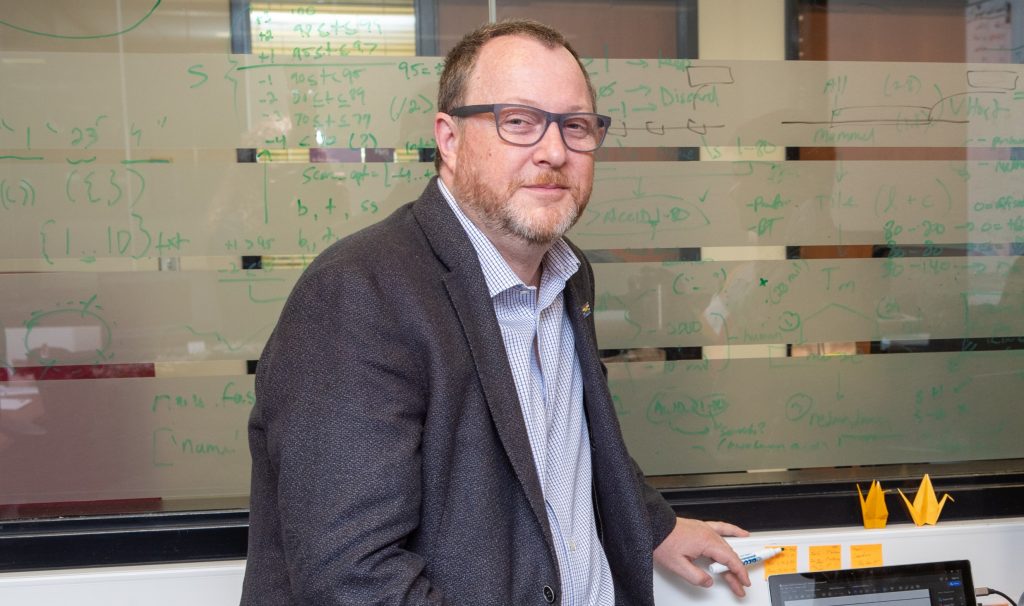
[543,584,556,603]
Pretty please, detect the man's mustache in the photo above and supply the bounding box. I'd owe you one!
[520,172,572,188]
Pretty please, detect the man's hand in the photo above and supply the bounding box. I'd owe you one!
[653,517,752,597]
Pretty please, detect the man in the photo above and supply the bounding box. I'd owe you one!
[243,19,751,605]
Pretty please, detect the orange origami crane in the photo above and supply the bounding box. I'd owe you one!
[897,474,954,526]
[857,480,889,529]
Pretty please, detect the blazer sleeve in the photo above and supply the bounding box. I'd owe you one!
[248,261,447,605]
[634,458,678,547]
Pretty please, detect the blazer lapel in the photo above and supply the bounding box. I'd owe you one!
[562,262,617,436]
[411,180,552,543]
[563,254,655,594]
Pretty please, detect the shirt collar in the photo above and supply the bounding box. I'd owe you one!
[437,177,580,298]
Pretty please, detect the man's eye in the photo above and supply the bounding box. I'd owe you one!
[501,113,540,128]
[563,118,595,134]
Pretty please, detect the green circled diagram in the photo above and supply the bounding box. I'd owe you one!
[0,1,161,40]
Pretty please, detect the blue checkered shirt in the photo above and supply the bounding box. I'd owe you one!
[439,179,614,605]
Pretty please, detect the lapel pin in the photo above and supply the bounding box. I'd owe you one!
[581,302,592,318]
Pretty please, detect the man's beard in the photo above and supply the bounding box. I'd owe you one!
[453,164,590,246]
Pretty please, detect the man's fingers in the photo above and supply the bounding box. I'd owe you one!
[716,551,752,586]
[704,543,751,587]
[653,517,755,592]
[659,554,714,588]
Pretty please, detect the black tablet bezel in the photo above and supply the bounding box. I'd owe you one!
[768,560,976,606]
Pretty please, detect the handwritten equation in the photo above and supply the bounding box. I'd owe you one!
[1,160,1021,262]
[610,349,1024,475]
[2,55,1024,155]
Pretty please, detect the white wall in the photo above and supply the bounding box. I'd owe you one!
[0,560,246,606]
[2,518,1022,605]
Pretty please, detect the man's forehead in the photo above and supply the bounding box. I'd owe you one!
[475,34,569,69]
[466,35,588,104]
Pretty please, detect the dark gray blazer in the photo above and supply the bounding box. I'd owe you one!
[242,179,676,605]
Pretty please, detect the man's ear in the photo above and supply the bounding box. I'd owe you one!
[434,112,459,173]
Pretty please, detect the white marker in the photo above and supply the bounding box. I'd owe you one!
[708,547,784,574]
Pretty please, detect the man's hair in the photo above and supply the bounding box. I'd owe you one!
[434,19,597,170]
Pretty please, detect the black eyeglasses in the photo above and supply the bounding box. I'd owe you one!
[448,103,612,152]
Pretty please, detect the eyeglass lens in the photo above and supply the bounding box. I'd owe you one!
[495,105,607,151]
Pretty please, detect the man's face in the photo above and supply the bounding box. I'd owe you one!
[445,36,595,247]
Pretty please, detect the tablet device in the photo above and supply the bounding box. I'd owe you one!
[768,560,976,606]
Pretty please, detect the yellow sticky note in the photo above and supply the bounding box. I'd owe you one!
[850,543,883,568]
[764,545,798,578]
[809,545,841,571]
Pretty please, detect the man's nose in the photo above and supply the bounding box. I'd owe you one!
[532,120,568,166]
